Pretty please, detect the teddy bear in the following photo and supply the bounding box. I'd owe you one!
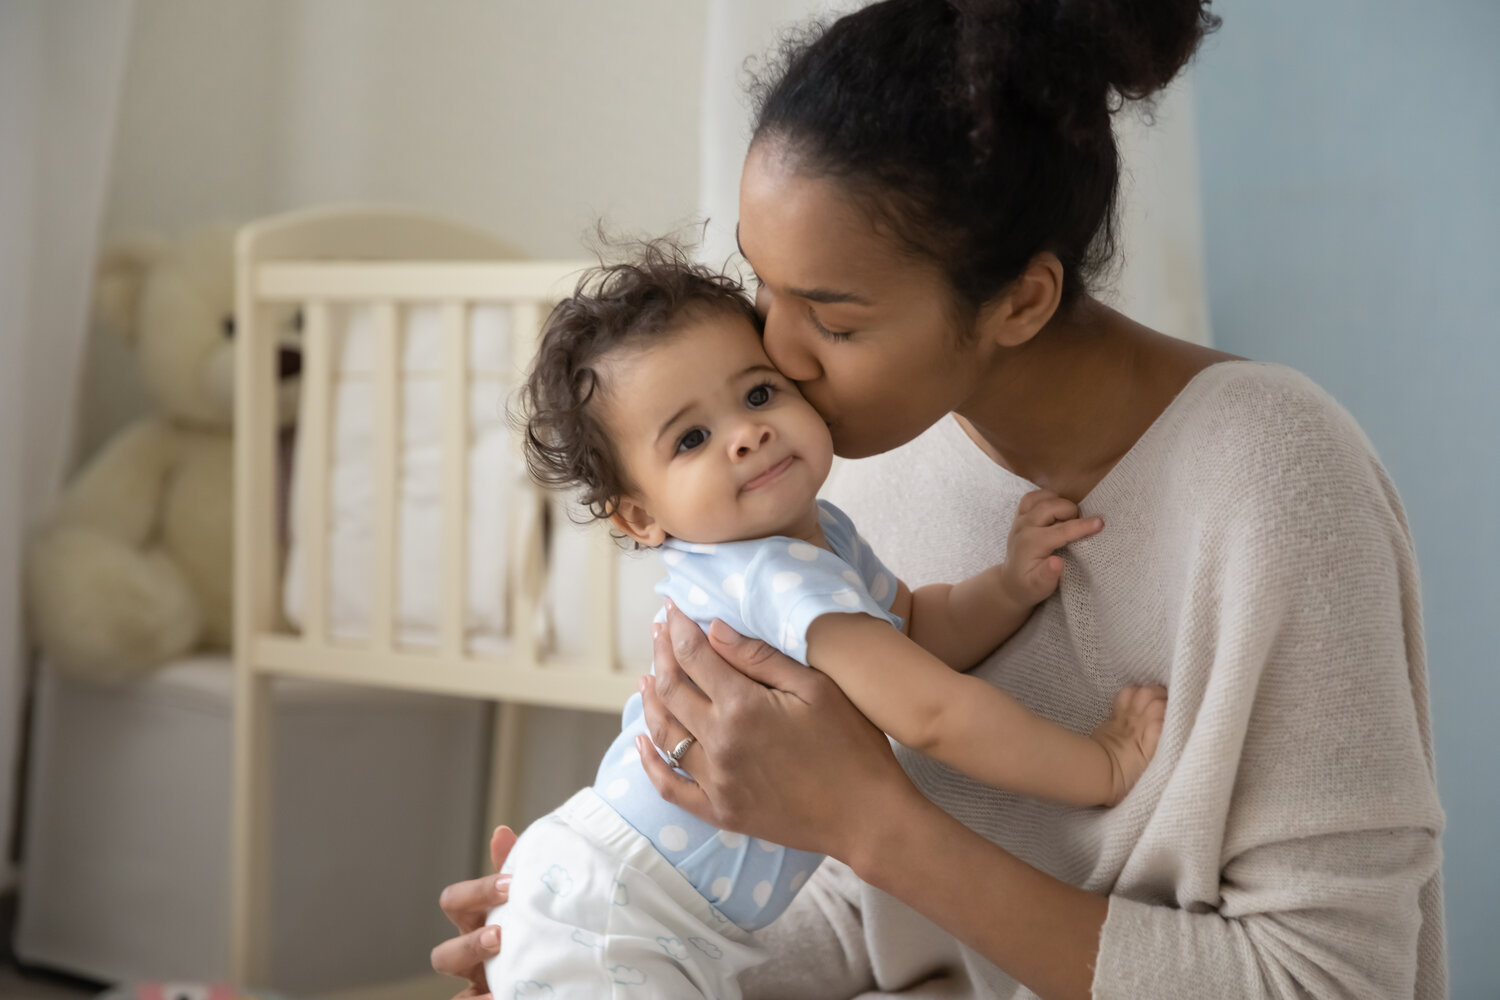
[24,224,301,683]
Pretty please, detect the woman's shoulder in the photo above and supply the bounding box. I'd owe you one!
[1156,361,1404,529]
[1168,360,1378,467]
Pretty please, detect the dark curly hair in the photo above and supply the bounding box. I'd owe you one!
[750,0,1220,315]
[516,239,759,520]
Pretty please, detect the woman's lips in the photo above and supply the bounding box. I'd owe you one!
[742,455,794,492]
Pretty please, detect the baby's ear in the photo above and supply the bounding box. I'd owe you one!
[609,496,666,548]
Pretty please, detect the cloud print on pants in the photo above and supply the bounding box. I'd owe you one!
[609,965,648,985]
[656,936,688,960]
[513,982,554,999]
[539,865,573,895]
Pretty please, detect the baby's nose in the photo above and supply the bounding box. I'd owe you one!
[732,424,772,457]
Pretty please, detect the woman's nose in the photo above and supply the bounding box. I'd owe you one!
[760,299,822,383]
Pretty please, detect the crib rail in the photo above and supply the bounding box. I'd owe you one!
[237,259,633,710]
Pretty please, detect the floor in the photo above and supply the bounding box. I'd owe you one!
[0,892,461,1000]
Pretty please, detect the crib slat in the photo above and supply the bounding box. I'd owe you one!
[300,302,333,641]
[372,302,400,651]
[440,302,470,658]
[508,302,543,664]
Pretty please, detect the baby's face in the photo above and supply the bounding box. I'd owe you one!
[601,308,833,546]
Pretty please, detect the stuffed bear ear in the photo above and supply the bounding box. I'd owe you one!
[93,235,168,343]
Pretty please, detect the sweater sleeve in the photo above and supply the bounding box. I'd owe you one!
[1095,375,1446,999]
[1096,827,1443,999]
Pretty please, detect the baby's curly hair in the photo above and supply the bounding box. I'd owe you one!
[517,238,759,520]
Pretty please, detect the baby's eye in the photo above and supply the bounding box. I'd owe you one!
[746,383,774,407]
[675,428,708,454]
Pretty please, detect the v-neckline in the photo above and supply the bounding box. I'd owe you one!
[941,360,1262,509]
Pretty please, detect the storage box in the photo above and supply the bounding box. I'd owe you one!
[13,656,486,995]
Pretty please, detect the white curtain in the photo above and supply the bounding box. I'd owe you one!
[0,1,134,892]
[698,0,1212,346]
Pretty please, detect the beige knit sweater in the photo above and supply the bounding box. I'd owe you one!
[742,362,1446,999]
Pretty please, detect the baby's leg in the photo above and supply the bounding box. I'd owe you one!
[486,789,761,999]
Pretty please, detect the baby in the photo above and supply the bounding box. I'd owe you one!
[488,243,1166,999]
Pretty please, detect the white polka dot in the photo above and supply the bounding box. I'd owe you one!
[842,570,861,586]
[832,588,859,607]
[870,574,892,602]
[717,830,746,848]
[790,871,809,892]
[606,778,630,799]
[722,574,745,600]
[779,621,801,650]
[688,543,718,554]
[753,881,773,907]
[787,542,820,561]
[772,571,802,593]
[756,838,779,853]
[688,586,709,605]
[661,548,685,566]
[659,826,689,852]
[711,876,732,901]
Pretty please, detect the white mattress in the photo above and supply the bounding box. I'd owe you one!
[282,302,664,668]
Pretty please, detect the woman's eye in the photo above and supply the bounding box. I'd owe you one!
[746,383,773,407]
[809,309,852,343]
[675,428,707,454]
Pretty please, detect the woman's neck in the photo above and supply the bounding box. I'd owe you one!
[955,297,1234,502]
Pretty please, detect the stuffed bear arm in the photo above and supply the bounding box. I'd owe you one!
[51,417,185,546]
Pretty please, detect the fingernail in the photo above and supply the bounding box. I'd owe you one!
[664,596,677,613]
[638,675,647,693]
[652,622,662,639]
[708,618,736,642]
[495,876,510,894]
[480,927,500,949]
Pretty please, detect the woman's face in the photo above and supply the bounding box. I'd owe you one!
[737,141,986,459]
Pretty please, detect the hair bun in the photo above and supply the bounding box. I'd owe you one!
[953,0,1219,145]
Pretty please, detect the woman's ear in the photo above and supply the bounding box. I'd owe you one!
[977,252,1064,349]
[609,496,667,548]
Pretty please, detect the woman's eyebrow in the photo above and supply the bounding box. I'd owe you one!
[735,225,873,306]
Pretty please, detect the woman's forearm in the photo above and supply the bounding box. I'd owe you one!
[844,784,1106,1000]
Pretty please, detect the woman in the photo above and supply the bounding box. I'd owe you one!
[432,1,1446,997]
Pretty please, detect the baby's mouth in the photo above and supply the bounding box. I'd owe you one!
[741,455,794,493]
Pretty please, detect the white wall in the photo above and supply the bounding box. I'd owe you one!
[85,0,706,457]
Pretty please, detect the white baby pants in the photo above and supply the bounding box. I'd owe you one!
[484,788,762,999]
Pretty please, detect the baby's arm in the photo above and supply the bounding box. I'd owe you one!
[805,614,1163,807]
[893,491,1103,671]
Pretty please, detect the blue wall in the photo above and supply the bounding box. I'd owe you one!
[1193,1,1500,994]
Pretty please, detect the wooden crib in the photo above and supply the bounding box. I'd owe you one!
[229,206,642,985]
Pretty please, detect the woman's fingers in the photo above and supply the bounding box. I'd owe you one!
[488,825,517,873]
[703,618,816,695]
[429,922,501,994]
[438,870,512,932]
[652,614,715,731]
[661,600,749,704]
[636,733,719,822]
[638,671,700,772]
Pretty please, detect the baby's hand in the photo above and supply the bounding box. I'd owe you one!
[1092,685,1168,806]
[999,490,1104,608]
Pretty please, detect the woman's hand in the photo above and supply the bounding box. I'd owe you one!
[636,600,920,862]
[430,824,517,999]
